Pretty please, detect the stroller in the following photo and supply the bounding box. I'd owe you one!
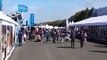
[35,35,42,42]
[65,33,71,43]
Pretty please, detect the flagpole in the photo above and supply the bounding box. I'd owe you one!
[66,19,69,32]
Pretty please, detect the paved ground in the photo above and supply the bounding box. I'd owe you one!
[9,40,107,60]
[0,50,1,60]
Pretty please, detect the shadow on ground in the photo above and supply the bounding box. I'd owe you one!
[57,46,80,49]
[57,46,71,48]
[89,50,107,53]
[94,44,107,48]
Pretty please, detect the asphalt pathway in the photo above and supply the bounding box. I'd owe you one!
[9,40,107,60]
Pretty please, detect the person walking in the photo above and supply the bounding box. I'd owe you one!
[61,32,65,43]
[23,31,26,42]
[38,28,42,41]
[45,29,50,42]
[79,30,85,48]
[56,29,59,41]
[18,31,23,46]
[52,28,57,43]
[65,33,70,43]
[29,31,32,42]
[70,28,75,48]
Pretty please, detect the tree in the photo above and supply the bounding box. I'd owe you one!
[40,7,94,27]
[69,7,94,22]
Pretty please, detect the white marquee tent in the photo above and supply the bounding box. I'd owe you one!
[70,15,107,26]
[0,11,18,25]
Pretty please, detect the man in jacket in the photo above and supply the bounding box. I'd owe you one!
[70,28,75,48]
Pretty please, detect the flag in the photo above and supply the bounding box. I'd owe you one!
[30,14,35,27]
[18,4,28,12]
[66,19,69,27]
[0,0,2,10]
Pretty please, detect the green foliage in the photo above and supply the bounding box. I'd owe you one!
[69,7,94,22]
[45,20,66,27]
[41,7,94,27]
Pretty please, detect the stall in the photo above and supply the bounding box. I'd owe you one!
[0,18,2,60]
[70,15,107,45]
[0,11,19,60]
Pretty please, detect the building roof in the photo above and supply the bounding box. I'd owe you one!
[71,15,107,26]
[0,11,18,25]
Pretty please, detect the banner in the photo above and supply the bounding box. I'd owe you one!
[30,14,35,27]
[18,4,28,12]
[0,0,2,10]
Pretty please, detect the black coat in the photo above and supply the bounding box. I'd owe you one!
[18,32,23,42]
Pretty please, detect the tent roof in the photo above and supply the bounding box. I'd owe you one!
[0,11,18,25]
[71,15,107,26]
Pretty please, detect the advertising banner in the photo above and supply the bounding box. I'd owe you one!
[18,4,28,12]
[0,0,2,10]
[30,14,35,27]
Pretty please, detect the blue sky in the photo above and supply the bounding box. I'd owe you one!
[2,0,107,23]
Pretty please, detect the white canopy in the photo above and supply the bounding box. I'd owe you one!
[54,26,58,29]
[68,21,75,26]
[0,11,18,25]
[39,24,54,29]
[71,15,107,26]
[68,22,72,25]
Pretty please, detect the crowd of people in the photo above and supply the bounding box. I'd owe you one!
[18,26,87,48]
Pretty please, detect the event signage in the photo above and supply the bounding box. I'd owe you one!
[0,0,2,10]
[18,4,28,12]
[30,14,35,27]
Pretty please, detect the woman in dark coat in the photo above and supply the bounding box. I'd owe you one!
[79,30,85,48]
[70,29,75,48]
[18,31,23,46]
